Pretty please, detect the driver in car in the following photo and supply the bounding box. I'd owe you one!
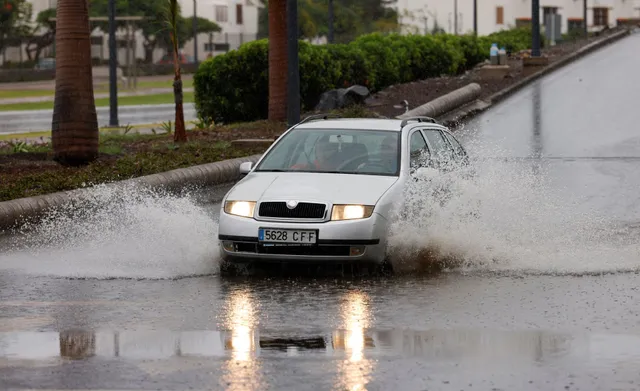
[290,136,337,171]
[357,135,398,173]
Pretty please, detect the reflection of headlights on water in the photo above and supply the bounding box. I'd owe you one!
[227,326,254,361]
[332,291,374,361]
[224,290,258,360]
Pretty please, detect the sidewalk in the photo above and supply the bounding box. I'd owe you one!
[0,88,194,105]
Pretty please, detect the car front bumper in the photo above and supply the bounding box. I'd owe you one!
[217,211,389,264]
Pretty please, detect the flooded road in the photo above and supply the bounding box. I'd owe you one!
[3,276,640,390]
[1,33,640,390]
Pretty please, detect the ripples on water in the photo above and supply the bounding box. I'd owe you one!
[0,132,638,279]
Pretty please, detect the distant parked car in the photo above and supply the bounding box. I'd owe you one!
[216,115,471,274]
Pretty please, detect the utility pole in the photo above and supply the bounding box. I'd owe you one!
[583,0,588,37]
[108,0,118,126]
[473,0,477,35]
[453,0,458,35]
[286,0,300,126]
[328,0,334,43]
[531,0,541,57]
[193,0,198,63]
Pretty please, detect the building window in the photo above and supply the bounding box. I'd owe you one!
[542,6,558,20]
[215,5,228,23]
[236,4,243,24]
[496,6,504,25]
[567,18,584,31]
[593,7,608,26]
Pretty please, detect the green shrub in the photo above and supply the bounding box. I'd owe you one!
[194,27,543,124]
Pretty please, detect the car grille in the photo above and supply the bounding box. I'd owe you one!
[258,202,326,219]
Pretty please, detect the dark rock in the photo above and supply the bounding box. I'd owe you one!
[314,85,371,111]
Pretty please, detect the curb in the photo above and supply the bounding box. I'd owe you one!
[439,27,631,128]
[0,154,262,233]
[396,83,482,120]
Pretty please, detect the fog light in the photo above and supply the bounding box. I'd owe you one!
[349,246,365,256]
[222,241,235,252]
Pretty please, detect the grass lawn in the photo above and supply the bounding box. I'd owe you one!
[0,120,287,202]
[0,91,194,112]
[0,78,194,100]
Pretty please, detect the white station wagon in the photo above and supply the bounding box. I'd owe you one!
[217,115,470,273]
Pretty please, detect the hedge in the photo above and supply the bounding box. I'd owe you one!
[194,27,544,124]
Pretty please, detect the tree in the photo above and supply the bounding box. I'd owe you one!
[24,8,56,62]
[51,0,99,166]
[268,0,287,121]
[0,0,31,54]
[258,0,399,43]
[166,0,186,142]
[87,0,220,63]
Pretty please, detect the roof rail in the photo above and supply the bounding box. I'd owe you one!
[297,113,342,125]
[399,116,437,128]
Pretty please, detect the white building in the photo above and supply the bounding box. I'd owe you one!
[178,0,261,59]
[2,0,639,64]
[398,0,640,37]
[1,0,260,64]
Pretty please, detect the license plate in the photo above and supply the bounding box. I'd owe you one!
[258,228,318,244]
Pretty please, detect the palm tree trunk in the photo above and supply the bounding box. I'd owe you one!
[168,0,187,143]
[268,0,287,122]
[51,0,99,166]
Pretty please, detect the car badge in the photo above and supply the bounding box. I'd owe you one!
[286,200,298,209]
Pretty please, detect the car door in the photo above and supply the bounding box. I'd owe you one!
[421,128,456,171]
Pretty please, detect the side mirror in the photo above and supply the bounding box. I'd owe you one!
[239,161,253,175]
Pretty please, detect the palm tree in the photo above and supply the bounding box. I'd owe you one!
[268,0,287,121]
[51,0,99,166]
[167,0,187,142]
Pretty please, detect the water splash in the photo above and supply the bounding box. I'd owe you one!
[386,135,640,276]
[0,183,220,280]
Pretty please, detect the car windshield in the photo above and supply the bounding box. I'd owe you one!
[255,128,400,176]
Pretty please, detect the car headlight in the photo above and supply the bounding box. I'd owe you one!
[224,201,256,218]
[331,204,374,221]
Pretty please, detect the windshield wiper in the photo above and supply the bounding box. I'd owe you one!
[256,169,289,172]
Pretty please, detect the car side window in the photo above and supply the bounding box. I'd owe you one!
[444,131,467,159]
[423,129,454,163]
[409,130,430,169]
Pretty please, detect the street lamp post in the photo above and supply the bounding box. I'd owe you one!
[286,0,300,126]
[473,0,477,35]
[531,0,541,57]
[193,0,198,63]
[453,0,457,35]
[328,0,334,43]
[583,0,588,37]
[108,0,118,126]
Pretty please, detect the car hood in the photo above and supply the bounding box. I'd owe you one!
[225,172,399,205]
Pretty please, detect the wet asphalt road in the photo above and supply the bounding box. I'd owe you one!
[2,33,640,390]
[0,103,197,134]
